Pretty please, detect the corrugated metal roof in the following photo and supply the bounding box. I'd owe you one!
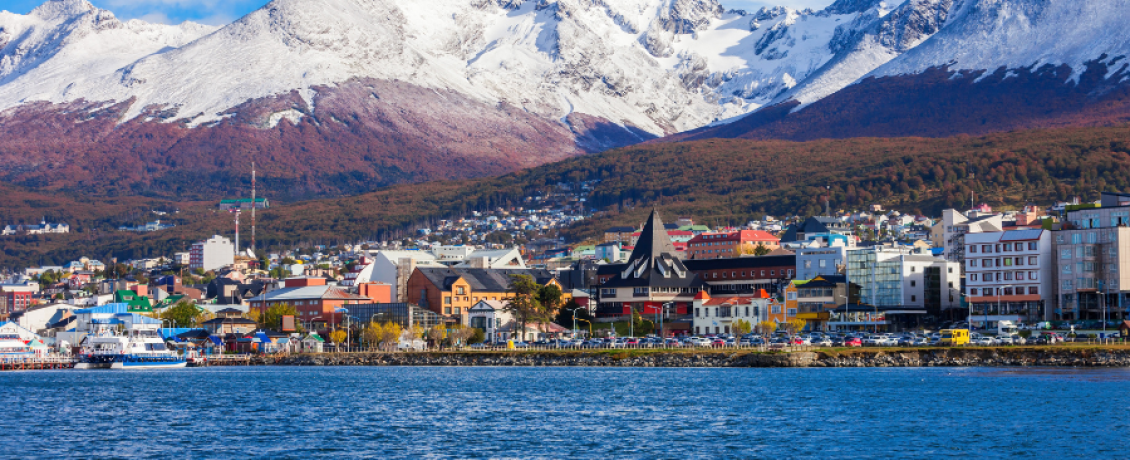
[74,303,129,315]
[1001,229,1045,241]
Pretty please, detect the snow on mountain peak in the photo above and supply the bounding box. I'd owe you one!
[1,0,1129,138]
[29,0,97,21]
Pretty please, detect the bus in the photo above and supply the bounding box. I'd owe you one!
[940,329,970,346]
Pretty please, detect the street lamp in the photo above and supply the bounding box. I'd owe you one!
[334,307,350,351]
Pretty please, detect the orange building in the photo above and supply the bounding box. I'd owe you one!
[407,267,568,325]
[687,230,781,259]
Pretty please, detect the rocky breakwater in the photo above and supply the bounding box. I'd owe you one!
[245,347,1130,368]
[814,347,1130,367]
[251,351,820,368]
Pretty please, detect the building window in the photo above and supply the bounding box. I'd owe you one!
[444,307,452,314]
[982,245,992,253]
[1028,242,1037,250]
[1029,287,1039,295]
[804,261,812,269]
[983,288,993,296]
[1029,256,1038,265]
[910,295,916,302]
[969,245,977,253]
[454,307,461,315]
[971,274,978,281]
[457,287,466,295]
[819,260,827,268]
[772,305,782,314]
[910,280,916,287]
[1014,243,1023,251]
[695,308,700,317]
[787,308,797,317]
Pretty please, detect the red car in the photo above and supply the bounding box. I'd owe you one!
[711,338,726,348]
[845,337,863,347]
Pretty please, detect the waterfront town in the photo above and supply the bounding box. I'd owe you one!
[2,190,1130,365]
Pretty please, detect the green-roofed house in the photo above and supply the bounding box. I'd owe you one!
[301,333,324,353]
[219,198,270,211]
[679,225,711,235]
[115,290,154,313]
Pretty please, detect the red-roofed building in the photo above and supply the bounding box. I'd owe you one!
[687,230,781,260]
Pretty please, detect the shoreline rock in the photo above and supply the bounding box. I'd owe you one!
[239,347,1130,368]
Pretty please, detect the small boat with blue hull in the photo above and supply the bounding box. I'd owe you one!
[76,334,186,369]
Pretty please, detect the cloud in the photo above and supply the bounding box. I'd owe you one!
[722,0,835,11]
[88,0,266,25]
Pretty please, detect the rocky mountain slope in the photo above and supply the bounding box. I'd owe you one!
[2,0,1130,199]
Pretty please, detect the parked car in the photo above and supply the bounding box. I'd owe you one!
[973,337,996,346]
[996,336,1014,345]
[711,338,727,348]
[845,337,863,347]
[690,337,712,347]
[812,337,833,347]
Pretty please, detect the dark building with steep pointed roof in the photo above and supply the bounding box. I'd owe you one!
[595,210,705,321]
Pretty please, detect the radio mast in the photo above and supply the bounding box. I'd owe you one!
[251,162,257,254]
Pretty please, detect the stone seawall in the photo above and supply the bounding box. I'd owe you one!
[245,348,1130,368]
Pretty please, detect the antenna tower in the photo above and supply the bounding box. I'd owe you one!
[252,162,257,254]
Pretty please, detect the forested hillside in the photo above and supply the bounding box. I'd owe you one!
[4,126,1130,267]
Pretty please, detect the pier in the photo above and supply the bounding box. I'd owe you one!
[0,356,75,371]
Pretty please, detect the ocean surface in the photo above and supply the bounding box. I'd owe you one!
[1,366,1125,459]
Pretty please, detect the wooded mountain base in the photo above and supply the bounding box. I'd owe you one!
[3,126,1130,267]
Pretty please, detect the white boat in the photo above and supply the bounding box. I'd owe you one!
[76,333,186,370]
[0,334,34,359]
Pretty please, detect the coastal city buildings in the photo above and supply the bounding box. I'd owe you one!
[1053,192,1130,321]
[964,229,1054,325]
[190,235,235,272]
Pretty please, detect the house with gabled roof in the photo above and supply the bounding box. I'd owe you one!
[248,277,370,328]
[407,267,565,325]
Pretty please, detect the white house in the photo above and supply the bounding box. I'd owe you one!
[468,300,513,343]
[691,292,770,336]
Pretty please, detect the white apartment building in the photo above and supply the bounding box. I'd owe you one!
[941,209,1003,263]
[190,235,234,272]
[848,246,961,313]
[964,229,1053,326]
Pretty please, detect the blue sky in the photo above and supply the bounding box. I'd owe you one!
[5,0,834,25]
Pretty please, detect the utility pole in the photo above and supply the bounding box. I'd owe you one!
[251,161,257,254]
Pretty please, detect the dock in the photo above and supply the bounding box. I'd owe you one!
[0,356,75,371]
[188,354,254,367]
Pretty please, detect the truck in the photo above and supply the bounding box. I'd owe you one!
[940,329,970,346]
[998,320,1019,337]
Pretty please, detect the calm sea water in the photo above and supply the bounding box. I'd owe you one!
[0,366,1125,459]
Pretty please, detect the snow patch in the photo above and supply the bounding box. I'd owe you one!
[267,109,304,128]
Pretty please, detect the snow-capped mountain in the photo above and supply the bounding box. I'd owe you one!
[1,0,1129,199]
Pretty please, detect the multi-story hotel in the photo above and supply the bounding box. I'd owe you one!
[964,229,1054,325]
